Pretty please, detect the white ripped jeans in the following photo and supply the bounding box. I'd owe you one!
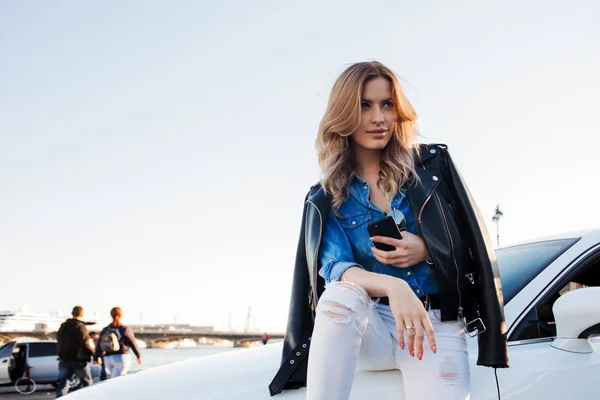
[306,281,470,400]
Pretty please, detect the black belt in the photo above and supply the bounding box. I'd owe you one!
[374,293,440,310]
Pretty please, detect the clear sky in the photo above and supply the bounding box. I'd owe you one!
[1,0,598,332]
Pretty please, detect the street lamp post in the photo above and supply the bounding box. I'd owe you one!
[492,205,503,247]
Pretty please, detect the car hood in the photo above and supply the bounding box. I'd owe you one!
[66,343,406,399]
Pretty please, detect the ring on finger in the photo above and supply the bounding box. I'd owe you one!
[405,325,415,330]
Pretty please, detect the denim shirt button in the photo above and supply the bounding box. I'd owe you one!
[432,176,439,181]
[352,221,356,225]
[416,289,421,294]
[407,271,411,276]
[430,149,436,154]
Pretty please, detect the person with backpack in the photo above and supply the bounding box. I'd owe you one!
[94,307,142,378]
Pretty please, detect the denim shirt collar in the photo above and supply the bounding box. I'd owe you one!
[348,174,406,213]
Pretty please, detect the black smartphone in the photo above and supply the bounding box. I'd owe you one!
[366,216,403,252]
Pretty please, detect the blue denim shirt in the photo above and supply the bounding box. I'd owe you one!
[318,175,440,297]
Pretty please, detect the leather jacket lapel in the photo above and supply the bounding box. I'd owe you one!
[405,165,441,222]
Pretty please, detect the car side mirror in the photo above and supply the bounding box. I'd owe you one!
[551,287,600,354]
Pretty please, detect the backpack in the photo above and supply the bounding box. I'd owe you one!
[99,327,121,353]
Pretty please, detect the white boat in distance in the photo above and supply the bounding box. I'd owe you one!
[0,304,105,332]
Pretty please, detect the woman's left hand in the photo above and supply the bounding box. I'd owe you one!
[370,232,432,268]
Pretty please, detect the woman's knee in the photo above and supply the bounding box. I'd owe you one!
[317,281,373,322]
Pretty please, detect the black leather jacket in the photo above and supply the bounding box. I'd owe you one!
[269,144,509,396]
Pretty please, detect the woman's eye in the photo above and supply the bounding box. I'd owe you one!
[361,102,370,109]
[383,101,393,108]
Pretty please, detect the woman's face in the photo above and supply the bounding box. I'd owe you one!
[350,76,396,153]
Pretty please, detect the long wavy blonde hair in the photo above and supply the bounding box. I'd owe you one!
[316,61,420,212]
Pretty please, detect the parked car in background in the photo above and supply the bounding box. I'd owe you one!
[65,229,600,399]
[0,340,101,390]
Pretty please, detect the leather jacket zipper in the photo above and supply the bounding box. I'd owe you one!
[417,192,433,224]
[306,200,322,311]
[434,191,463,316]
[416,167,438,288]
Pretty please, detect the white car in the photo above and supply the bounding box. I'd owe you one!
[67,230,600,399]
[0,340,101,390]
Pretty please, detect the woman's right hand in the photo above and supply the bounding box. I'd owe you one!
[385,279,437,360]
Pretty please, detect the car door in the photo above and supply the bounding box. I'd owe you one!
[0,341,16,384]
[496,244,600,399]
[27,342,59,383]
[498,335,600,399]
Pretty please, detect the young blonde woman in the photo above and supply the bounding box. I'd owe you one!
[269,61,508,399]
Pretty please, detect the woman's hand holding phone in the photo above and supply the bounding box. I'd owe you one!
[370,231,431,268]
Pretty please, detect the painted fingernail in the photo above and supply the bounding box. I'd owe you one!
[432,345,437,354]
[410,351,414,357]
[400,343,405,350]
[417,353,423,361]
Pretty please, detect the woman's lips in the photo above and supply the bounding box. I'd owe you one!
[366,130,387,139]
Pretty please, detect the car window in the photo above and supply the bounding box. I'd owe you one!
[0,341,16,358]
[28,342,57,358]
[510,250,600,341]
[496,238,578,303]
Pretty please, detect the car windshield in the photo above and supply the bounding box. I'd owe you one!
[0,341,15,358]
[496,238,578,303]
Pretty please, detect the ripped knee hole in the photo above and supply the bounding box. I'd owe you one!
[320,301,354,323]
